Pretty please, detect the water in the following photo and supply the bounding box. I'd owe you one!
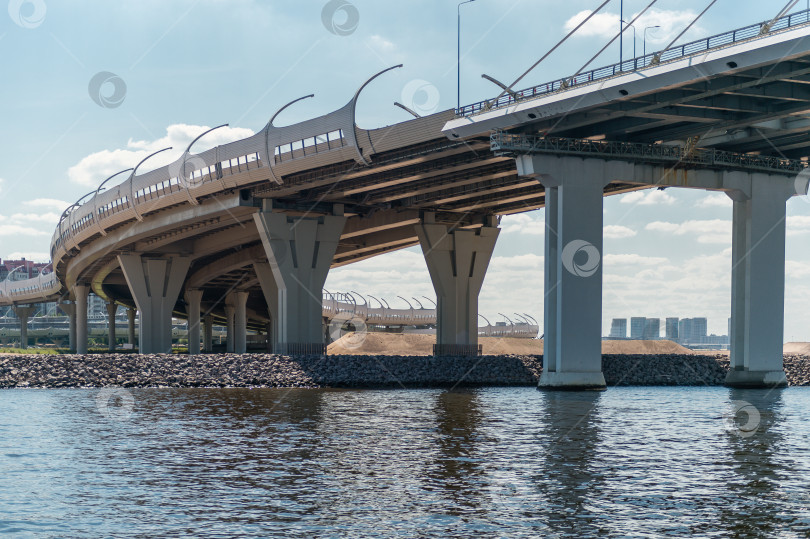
[1,387,810,538]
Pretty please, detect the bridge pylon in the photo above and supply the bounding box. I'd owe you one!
[254,205,346,355]
[416,214,499,356]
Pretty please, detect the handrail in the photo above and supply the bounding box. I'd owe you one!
[491,131,810,176]
[457,8,810,117]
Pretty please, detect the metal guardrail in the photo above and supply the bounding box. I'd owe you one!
[491,131,810,176]
[457,9,810,117]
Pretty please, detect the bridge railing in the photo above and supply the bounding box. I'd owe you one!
[0,271,60,303]
[458,9,810,117]
[322,293,438,326]
[491,131,809,176]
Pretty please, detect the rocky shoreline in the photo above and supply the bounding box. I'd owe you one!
[2,353,810,389]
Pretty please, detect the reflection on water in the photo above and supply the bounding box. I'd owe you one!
[1,387,810,538]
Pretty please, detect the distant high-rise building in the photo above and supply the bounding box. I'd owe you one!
[692,317,708,343]
[678,318,692,344]
[665,317,679,341]
[644,318,660,340]
[609,318,627,338]
[630,317,646,339]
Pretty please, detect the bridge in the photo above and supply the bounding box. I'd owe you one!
[1,8,809,389]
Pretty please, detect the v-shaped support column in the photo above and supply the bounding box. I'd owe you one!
[118,255,190,354]
[254,210,346,354]
[416,216,499,356]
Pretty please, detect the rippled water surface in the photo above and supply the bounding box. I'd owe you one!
[2,387,810,538]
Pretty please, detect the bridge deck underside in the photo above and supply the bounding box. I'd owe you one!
[514,59,810,158]
[77,136,638,325]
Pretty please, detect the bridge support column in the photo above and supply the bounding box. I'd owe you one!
[224,304,235,353]
[227,290,248,354]
[185,289,203,355]
[518,156,611,390]
[106,302,117,351]
[203,314,213,352]
[13,306,33,349]
[254,262,279,352]
[75,284,89,354]
[58,302,76,352]
[118,255,190,354]
[725,176,794,388]
[254,209,346,354]
[127,308,136,347]
[415,216,499,356]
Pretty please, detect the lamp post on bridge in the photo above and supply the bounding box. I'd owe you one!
[621,19,636,65]
[644,25,660,60]
[457,0,477,111]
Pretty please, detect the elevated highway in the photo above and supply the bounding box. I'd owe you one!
[1,8,809,388]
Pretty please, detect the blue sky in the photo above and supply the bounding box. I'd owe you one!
[1,0,809,339]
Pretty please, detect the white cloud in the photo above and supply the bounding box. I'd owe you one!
[22,198,70,211]
[68,124,254,187]
[564,9,705,47]
[367,35,396,54]
[5,252,50,263]
[604,224,636,239]
[0,224,50,237]
[787,215,810,235]
[620,189,676,205]
[9,212,60,224]
[786,260,810,279]
[0,177,4,194]
[500,213,543,235]
[695,193,732,208]
[604,253,668,266]
[646,219,731,244]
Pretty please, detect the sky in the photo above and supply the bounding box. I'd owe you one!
[0,0,809,339]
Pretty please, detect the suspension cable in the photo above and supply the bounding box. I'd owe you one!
[762,0,800,33]
[483,0,612,109]
[570,0,659,82]
[651,0,718,64]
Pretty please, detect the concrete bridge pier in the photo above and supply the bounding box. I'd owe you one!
[185,289,203,355]
[725,175,795,388]
[12,305,33,349]
[415,213,499,356]
[518,157,611,390]
[75,284,89,354]
[106,302,117,351]
[224,304,235,353]
[118,254,190,354]
[254,262,279,352]
[203,314,213,352]
[254,206,346,354]
[226,290,248,354]
[58,301,77,352]
[126,308,136,348]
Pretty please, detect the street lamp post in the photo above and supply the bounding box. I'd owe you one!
[644,25,661,59]
[622,19,637,63]
[457,0,476,111]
